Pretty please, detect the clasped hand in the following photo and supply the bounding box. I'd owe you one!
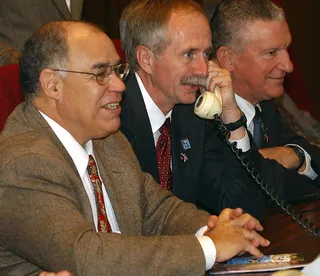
[204,208,270,263]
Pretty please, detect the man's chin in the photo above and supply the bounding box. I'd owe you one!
[180,94,198,105]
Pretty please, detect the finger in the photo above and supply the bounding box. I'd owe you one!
[207,215,219,229]
[229,208,243,219]
[243,229,270,247]
[59,272,73,276]
[218,208,233,219]
[245,219,263,231]
[234,213,264,231]
[244,242,264,259]
[207,60,220,70]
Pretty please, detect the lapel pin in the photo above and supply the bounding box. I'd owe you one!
[180,153,188,163]
[180,138,191,150]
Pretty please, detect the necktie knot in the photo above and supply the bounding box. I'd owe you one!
[253,106,264,149]
[87,154,98,175]
[159,118,171,136]
[253,106,262,121]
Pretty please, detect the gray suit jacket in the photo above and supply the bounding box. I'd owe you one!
[0,0,83,54]
[0,101,210,276]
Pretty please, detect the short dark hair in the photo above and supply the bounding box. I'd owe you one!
[210,0,285,58]
[20,21,69,97]
[124,0,206,72]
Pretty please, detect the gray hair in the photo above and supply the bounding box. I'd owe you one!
[124,0,206,72]
[210,0,285,57]
[119,0,143,48]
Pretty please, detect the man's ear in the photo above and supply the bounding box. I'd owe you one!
[216,46,235,71]
[39,69,62,100]
[136,45,154,74]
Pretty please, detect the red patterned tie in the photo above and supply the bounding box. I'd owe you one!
[87,154,112,232]
[156,118,173,191]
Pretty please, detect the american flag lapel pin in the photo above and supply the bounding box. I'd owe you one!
[180,153,188,163]
[180,138,191,150]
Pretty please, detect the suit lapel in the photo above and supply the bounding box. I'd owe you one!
[171,105,205,202]
[71,0,83,19]
[121,74,160,183]
[93,136,142,235]
[93,143,122,230]
[23,101,95,226]
[52,0,72,19]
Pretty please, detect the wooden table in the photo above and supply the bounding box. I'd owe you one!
[261,200,320,263]
[208,200,320,275]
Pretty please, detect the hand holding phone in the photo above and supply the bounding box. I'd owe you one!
[194,86,222,118]
[194,60,238,120]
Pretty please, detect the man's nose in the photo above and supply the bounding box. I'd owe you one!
[108,72,126,93]
[278,50,294,73]
[193,55,209,77]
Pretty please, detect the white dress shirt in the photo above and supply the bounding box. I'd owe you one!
[65,0,71,12]
[235,94,318,180]
[39,111,121,233]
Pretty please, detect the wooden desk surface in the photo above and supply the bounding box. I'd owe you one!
[261,200,320,263]
[208,200,320,275]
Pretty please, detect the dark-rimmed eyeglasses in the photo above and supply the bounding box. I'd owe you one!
[52,63,130,85]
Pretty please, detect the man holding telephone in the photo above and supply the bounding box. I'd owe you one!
[120,0,268,219]
[199,0,320,210]
[121,0,320,220]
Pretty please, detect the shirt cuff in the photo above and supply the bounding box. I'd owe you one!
[196,226,216,270]
[285,144,318,180]
[229,130,250,152]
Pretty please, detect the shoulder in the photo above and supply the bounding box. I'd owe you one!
[95,131,142,169]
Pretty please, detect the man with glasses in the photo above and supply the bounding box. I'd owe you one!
[0,20,269,275]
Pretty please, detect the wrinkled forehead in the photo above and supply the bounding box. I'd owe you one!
[167,11,212,46]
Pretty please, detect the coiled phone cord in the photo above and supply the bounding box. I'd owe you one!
[213,114,320,238]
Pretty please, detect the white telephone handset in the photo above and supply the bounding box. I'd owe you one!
[194,87,222,119]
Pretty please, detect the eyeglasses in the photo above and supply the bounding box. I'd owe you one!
[52,63,130,85]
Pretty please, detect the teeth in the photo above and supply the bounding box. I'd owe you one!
[105,103,119,109]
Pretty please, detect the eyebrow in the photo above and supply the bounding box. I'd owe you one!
[205,46,214,52]
[184,46,213,53]
[91,59,122,70]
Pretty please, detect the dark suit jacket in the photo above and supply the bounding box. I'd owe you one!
[0,101,210,275]
[121,73,267,219]
[0,0,83,55]
[257,100,320,196]
[199,99,320,218]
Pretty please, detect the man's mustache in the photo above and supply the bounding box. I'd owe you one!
[180,76,207,88]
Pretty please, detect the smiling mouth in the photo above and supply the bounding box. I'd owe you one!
[104,102,120,109]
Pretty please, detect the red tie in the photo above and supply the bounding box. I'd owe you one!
[87,154,112,232]
[156,118,173,191]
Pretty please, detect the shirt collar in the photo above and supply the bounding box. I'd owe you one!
[135,72,172,134]
[39,111,92,179]
[235,94,261,127]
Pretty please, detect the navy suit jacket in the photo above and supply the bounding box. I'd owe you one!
[120,73,268,219]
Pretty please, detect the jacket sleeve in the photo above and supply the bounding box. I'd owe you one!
[198,122,267,221]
